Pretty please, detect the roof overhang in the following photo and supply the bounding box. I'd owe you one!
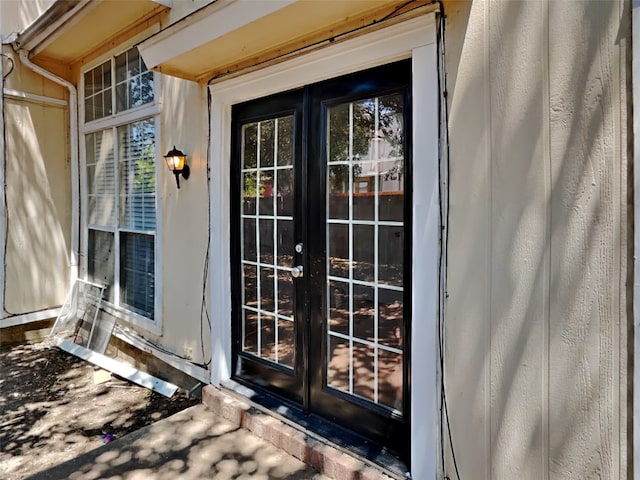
[13,0,169,66]
[138,0,437,83]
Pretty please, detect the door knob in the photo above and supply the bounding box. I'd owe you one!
[291,265,304,278]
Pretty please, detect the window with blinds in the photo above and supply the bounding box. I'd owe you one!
[84,46,157,321]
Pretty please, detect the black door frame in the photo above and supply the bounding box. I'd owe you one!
[230,88,308,404]
[230,60,413,463]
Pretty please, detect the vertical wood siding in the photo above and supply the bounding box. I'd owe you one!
[445,0,629,478]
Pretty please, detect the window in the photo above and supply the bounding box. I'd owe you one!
[84,47,154,122]
[83,46,157,321]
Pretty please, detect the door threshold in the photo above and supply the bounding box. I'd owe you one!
[202,383,410,480]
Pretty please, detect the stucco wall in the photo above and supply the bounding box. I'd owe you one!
[444,0,629,478]
[3,52,71,316]
[156,75,210,364]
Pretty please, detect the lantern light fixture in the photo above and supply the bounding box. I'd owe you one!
[164,146,190,189]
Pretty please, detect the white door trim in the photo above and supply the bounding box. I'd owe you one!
[208,15,439,480]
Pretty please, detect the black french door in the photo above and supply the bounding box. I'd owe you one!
[231,60,411,461]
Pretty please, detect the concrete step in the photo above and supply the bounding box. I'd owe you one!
[202,385,397,480]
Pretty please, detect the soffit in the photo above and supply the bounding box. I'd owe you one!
[29,0,168,64]
[138,0,434,83]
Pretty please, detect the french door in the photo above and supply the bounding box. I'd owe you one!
[231,60,411,461]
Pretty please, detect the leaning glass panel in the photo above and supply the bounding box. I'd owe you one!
[87,229,115,303]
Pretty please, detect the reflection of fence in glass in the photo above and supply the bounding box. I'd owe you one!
[325,92,406,414]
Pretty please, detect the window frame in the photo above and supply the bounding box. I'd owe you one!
[80,44,162,335]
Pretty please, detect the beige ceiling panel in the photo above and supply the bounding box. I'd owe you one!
[34,0,167,64]
[141,0,431,82]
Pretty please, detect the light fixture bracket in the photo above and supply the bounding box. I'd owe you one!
[173,164,190,189]
[164,145,189,189]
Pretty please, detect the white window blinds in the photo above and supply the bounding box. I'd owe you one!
[86,130,116,227]
[118,119,156,231]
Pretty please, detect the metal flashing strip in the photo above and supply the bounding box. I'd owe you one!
[56,338,179,398]
[112,326,210,384]
[1,308,62,327]
[3,88,68,106]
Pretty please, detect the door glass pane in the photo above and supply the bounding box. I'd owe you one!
[326,93,405,413]
[277,169,294,216]
[242,172,257,215]
[240,115,296,369]
[327,335,349,392]
[328,280,349,335]
[328,224,348,278]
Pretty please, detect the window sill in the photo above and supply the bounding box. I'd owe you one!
[101,302,162,336]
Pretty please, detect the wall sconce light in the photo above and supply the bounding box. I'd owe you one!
[164,146,190,189]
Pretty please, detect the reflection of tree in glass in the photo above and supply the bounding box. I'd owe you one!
[129,119,155,192]
[244,174,264,198]
[328,94,404,192]
[129,72,154,109]
[277,116,294,166]
[378,94,404,157]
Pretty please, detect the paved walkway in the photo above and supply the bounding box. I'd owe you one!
[26,404,330,480]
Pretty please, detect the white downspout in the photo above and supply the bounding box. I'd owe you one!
[16,49,79,287]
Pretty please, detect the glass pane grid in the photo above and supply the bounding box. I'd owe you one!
[115,47,154,113]
[240,116,295,369]
[327,275,403,292]
[328,219,402,227]
[242,304,294,322]
[327,155,404,166]
[84,61,112,122]
[326,94,405,413]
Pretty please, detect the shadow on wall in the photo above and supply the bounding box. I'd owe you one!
[444,0,626,478]
[4,99,70,315]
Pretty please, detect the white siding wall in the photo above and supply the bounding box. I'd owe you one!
[445,0,629,478]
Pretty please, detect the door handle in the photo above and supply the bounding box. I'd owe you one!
[291,265,304,278]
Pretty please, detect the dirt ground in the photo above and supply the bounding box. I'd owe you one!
[0,341,199,480]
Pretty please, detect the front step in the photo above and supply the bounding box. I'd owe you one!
[202,385,398,480]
